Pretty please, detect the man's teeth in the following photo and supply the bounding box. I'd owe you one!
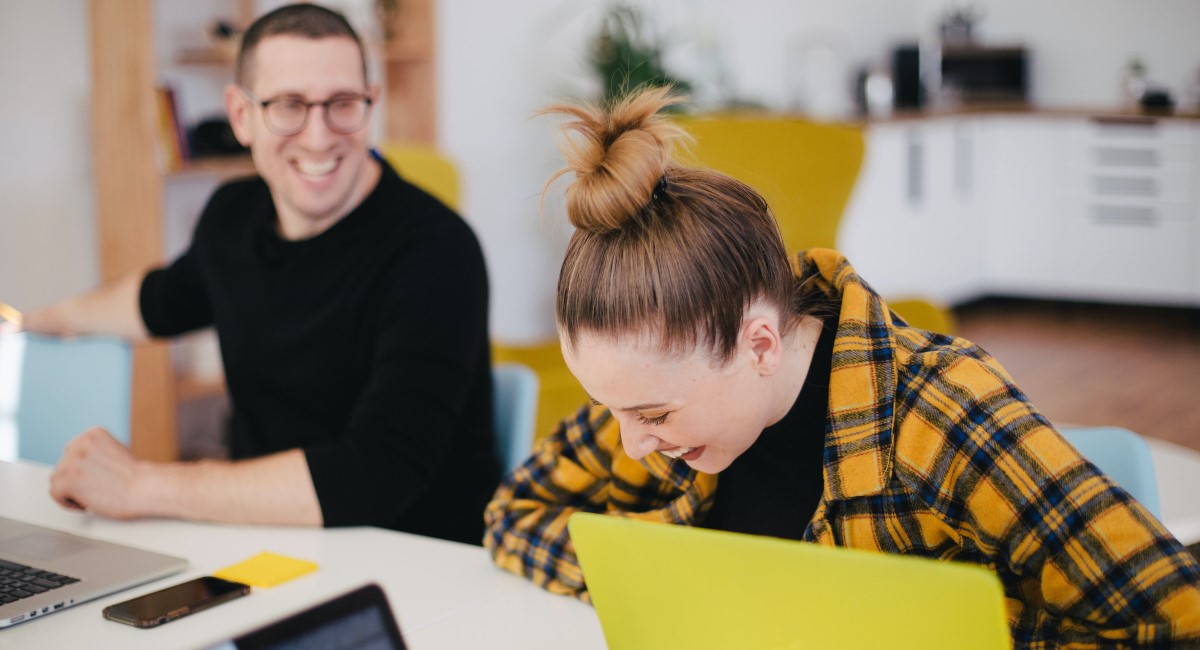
[296,160,336,176]
[659,446,694,459]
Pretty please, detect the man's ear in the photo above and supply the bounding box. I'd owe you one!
[743,316,783,376]
[224,84,253,147]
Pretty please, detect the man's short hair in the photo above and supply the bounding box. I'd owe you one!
[236,3,367,88]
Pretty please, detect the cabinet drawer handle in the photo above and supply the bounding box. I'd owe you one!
[1093,175,1157,197]
[906,131,923,205]
[1094,147,1158,168]
[1092,205,1157,226]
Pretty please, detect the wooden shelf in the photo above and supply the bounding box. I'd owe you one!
[381,0,435,144]
[176,45,238,67]
[383,40,432,64]
[177,376,226,401]
[166,154,256,180]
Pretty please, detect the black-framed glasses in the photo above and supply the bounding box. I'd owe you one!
[241,88,374,136]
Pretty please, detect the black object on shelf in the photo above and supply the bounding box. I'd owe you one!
[189,119,247,157]
[892,44,925,109]
[1139,89,1175,115]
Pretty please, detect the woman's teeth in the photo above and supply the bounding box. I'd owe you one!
[659,446,694,459]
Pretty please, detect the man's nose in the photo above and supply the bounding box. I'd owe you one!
[296,106,336,144]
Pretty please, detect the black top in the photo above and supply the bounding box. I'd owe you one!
[140,156,499,544]
[700,317,836,540]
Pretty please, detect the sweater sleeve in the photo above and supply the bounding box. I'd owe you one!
[301,215,491,527]
[139,202,219,337]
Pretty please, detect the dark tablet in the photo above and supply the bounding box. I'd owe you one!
[231,583,405,650]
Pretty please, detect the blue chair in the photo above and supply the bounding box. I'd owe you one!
[492,362,539,474]
[1060,426,1161,519]
[0,333,131,465]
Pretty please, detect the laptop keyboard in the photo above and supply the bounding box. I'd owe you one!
[0,559,79,605]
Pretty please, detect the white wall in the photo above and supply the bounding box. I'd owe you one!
[441,0,923,342]
[0,3,95,312]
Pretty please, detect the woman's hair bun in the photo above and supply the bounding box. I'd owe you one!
[541,86,688,232]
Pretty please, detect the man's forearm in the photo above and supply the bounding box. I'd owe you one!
[133,449,323,526]
[23,271,150,341]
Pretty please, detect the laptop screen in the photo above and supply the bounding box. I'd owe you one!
[223,584,406,650]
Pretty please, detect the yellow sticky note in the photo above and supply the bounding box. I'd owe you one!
[213,551,318,588]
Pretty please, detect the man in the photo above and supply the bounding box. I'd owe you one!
[20,4,498,545]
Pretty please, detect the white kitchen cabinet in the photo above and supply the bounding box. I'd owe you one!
[1055,118,1197,304]
[839,118,983,305]
[976,115,1067,297]
[841,113,1200,308]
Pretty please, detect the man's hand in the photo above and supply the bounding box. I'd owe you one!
[0,302,22,334]
[18,304,71,337]
[49,427,148,520]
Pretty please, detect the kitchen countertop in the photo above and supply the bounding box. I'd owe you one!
[863,102,1200,124]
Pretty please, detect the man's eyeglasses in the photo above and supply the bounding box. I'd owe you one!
[241,88,373,136]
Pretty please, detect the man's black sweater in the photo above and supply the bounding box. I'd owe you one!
[140,158,499,544]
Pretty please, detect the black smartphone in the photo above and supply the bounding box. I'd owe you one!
[102,576,250,628]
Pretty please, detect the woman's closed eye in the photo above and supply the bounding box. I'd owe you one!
[637,413,669,426]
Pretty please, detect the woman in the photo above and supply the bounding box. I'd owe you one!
[483,87,1200,647]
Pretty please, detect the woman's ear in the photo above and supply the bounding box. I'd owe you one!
[742,315,783,376]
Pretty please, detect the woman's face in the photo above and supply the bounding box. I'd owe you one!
[562,328,780,474]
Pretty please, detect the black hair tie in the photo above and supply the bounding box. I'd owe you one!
[651,174,669,201]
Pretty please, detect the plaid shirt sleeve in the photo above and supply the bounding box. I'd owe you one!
[483,403,717,600]
[890,340,1200,648]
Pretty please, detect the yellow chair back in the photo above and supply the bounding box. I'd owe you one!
[378,144,460,211]
[676,114,865,254]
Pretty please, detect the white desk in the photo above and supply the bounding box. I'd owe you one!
[3,439,1198,649]
[1147,437,1200,546]
[0,461,604,649]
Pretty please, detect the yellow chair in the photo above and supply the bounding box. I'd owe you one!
[678,114,956,335]
[378,144,460,211]
[676,114,864,255]
[887,297,959,335]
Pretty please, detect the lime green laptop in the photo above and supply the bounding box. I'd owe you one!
[568,513,1010,650]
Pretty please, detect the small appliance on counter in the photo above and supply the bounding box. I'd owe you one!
[939,45,1028,104]
[891,42,1029,109]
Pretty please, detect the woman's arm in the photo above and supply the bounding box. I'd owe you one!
[484,404,716,600]
[904,355,1200,646]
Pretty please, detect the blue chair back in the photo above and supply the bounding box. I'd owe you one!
[492,362,538,474]
[1060,426,1161,518]
[0,333,131,465]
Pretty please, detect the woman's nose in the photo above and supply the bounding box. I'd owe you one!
[620,426,661,460]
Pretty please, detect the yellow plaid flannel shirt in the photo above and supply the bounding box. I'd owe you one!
[484,249,1200,648]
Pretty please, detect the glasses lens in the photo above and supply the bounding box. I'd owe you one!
[265,99,308,135]
[326,97,370,133]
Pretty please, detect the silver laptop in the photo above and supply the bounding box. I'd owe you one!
[0,516,186,627]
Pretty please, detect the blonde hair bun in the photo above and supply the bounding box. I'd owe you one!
[542,86,688,233]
